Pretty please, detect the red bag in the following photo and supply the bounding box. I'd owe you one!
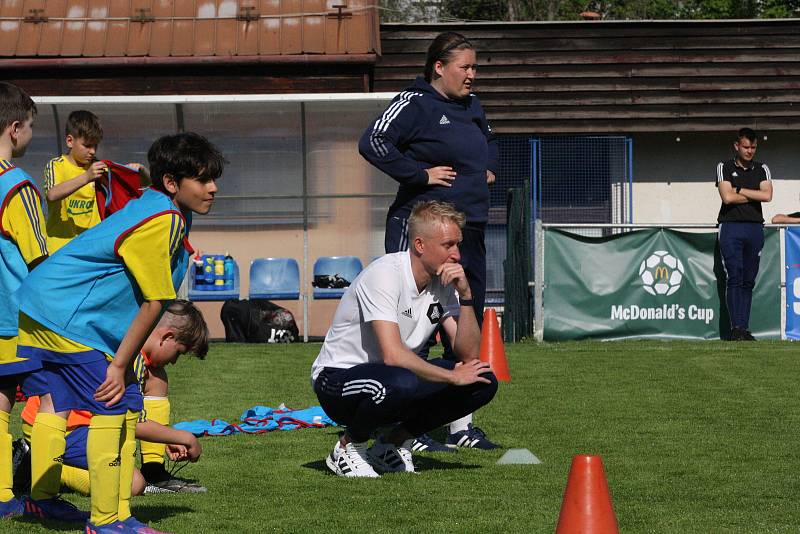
[95,161,144,219]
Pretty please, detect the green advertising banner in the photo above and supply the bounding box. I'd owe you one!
[543,228,780,341]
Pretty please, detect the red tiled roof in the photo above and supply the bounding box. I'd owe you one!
[0,0,380,57]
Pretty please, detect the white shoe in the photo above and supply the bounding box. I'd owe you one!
[367,437,416,473]
[325,440,380,478]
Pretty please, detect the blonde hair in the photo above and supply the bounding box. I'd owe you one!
[408,200,466,240]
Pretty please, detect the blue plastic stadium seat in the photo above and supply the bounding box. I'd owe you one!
[188,257,240,302]
[249,258,300,300]
[313,256,363,299]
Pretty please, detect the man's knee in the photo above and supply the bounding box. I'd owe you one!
[475,372,499,406]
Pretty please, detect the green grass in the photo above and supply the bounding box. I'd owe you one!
[5,340,800,533]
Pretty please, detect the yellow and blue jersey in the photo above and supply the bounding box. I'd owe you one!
[0,160,48,373]
[43,155,101,253]
[18,211,186,358]
[17,188,191,361]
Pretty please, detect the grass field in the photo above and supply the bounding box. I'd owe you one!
[4,339,800,533]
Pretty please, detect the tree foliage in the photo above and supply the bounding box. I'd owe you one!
[381,0,800,22]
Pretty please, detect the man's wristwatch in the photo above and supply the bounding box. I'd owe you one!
[460,299,474,306]
[736,186,742,194]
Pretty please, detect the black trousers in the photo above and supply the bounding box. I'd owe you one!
[314,359,497,443]
[718,222,764,329]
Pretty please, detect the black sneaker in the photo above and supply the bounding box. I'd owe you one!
[141,462,207,494]
[143,479,207,494]
[729,327,744,341]
[741,329,756,341]
[11,438,31,494]
[410,433,455,453]
[446,424,501,450]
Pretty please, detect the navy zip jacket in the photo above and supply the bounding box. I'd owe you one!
[359,77,499,223]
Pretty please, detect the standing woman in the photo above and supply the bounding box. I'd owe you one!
[359,31,498,325]
[359,32,500,450]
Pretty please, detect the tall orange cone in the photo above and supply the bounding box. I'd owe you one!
[556,455,619,534]
[479,308,511,382]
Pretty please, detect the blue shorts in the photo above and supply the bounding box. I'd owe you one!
[64,426,89,470]
[43,356,143,416]
[0,368,49,397]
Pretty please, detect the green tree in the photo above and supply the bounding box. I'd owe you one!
[759,0,800,18]
[382,0,800,22]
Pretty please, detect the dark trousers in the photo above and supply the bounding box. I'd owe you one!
[385,215,487,327]
[313,359,497,443]
[718,222,764,330]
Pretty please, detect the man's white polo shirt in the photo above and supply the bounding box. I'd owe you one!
[311,251,459,381]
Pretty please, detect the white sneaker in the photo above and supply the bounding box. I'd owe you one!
[325,440,380,478]
[367,437,416,473]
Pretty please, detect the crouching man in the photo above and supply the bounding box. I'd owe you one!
[311,200,497,477]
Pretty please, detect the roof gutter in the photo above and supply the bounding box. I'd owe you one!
[0,53,379,69]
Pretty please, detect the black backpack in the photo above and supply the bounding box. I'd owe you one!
[220,299,299,343]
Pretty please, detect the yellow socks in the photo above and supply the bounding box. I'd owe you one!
[30,412,67,501]
[61,464,90,495]
[117,410,139,521]
[87,413,125,526]
[0,411,14,502]
[21,421,32,443]
[140,397,170,465]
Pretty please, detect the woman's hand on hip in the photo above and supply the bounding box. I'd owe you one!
[425,166,456,187]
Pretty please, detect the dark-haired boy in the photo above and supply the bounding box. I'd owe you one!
[17,132,225,533]
[0,82,49,518]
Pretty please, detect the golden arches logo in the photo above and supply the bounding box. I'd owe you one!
[654,266,670,281]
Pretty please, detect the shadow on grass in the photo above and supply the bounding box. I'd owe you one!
[14,516,84,532]
[302,456,482,474]
[412,456,482,471]
[130,505,195,522]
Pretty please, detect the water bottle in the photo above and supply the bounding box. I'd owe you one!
[224,254,234,291]
[193,252,205,291]
[213,255,225,289]
[204,255,215,286]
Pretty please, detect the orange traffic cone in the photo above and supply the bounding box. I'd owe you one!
[479,308,510,382]
[556,455,619,534]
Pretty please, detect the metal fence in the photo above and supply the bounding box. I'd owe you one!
[532,136,633,236]
[488,136,531,304]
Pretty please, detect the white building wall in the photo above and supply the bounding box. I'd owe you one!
[633,180,800,224]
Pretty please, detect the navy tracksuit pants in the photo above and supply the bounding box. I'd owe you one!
[718,222,764,330]
[385,214,487,327]
[313,359,497,443]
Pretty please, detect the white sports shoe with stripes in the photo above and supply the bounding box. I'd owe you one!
[326,440,380,478]
[366,437,416,473]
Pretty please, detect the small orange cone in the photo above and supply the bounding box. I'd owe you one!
[556,455,619,534]
[480,308,511,382]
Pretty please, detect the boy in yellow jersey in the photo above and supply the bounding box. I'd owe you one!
[44,110,149,253]
[43,110,105,252]
[17,132,225,534]
[15,299,208,498]
[0,82,50,519]
[139,300,208,494]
